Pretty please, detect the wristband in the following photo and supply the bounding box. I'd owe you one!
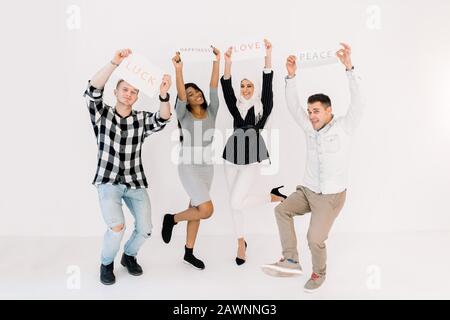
[159,93,170,102]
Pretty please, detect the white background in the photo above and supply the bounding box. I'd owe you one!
[1,0,449,239]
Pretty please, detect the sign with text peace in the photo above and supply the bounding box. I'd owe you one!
[115,53,165,98]
[228,39,265,61]
[297,48,339,68]
[178,45,217,62]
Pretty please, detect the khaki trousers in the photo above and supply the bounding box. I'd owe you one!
[275,185,346,275]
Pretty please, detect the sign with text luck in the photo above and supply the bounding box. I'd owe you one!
[116,53,165,98]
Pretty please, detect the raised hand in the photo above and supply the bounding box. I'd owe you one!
[336,43,353,70]
[210,46,220,88]
[160,74,172,96]
[286,55,297,77]
[211,45,221,61]
[112,48,132,66]
[264,39,273,55]
[223,47,233,80]
[224,47,233,63]
[172,52,183,70]
[90,49,132,89]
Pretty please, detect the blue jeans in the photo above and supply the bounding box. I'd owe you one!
[97,184,152,266]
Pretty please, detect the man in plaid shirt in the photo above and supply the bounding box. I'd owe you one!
[84,48,172,285]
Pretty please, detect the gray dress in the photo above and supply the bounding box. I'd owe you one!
[176,87,219,206]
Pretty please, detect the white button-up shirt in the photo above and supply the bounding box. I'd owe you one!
[285,70,364,194]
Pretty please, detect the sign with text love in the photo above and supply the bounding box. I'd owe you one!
[178,45,217,62]
[297,48,338,68]
[116,53,164,98]
[228,39,265,61]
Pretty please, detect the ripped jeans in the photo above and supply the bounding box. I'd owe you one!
[97,184,153,266]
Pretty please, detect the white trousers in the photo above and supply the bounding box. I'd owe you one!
[224,162,271,238]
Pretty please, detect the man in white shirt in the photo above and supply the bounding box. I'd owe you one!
[262,43,364,293]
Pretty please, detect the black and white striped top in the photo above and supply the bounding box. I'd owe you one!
[220,71,274,165]
[84,82,169,189]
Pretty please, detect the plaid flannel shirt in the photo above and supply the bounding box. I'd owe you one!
[84,82,169,189]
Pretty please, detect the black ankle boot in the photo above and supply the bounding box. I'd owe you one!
[121,253,143,276]
[100,262,116,285]
[162,214,177,244]
[235,241,248,266]
[271,185,287,200]
[184,246,205,270]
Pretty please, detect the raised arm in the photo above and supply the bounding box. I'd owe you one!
[142,75,173,137]
[220,47,241,120]
[172,52,187,102]
[84,49,132,126]
[171,52,189,121]
[223,47,233,80]
[210,46,221,88]
[207,46,221,117]
[336,43,365,132]
[264,38,272,70]
[159,74,172,120]
[285,55,311,130]
[90,49,132,89]
[258,39,274,128]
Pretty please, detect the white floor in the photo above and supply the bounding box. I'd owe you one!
[1,232,449,300]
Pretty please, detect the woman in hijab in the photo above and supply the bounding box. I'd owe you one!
[220,39,287,266]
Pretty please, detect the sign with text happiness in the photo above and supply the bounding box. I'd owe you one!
[178,45,217,62]
[115,52,165,98]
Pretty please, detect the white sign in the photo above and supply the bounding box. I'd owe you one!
[178,45,217,62]
[116,53,165,98]
[228,39,265,61]
[297,49,338,68]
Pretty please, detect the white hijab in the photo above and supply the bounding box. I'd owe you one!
[237,78,264,123]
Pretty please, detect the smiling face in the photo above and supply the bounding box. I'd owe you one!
[307,94,333,131]
[307,102,333,131]
[186,87,205,106]
[114,80,139,107]
[240,79,255,100]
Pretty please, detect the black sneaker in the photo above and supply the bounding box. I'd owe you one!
[162,214,177,244]
[100,262,116,285]
[184,246,205,270]
[120,253,143,276]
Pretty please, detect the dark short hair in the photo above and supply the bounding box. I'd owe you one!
[308,94,331,108]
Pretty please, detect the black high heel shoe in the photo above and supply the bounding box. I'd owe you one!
[235,241,247,266]
[271,185,287,200]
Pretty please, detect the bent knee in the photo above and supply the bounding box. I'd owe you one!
[111,224,125,233]
[275,203,288,216]
[199,201,214,219]
[138,226,152,239]
[141,231,152,239]
[135,220,152,238]
[203,211,214,219]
